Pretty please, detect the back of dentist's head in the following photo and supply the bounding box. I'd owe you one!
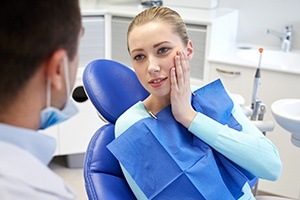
[0,0,82,114]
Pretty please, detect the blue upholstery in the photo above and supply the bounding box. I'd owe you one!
[83,59,149,124]
[82,59,148,200]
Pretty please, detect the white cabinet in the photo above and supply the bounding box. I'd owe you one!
[209,62,300,199]
[40,16,106,160]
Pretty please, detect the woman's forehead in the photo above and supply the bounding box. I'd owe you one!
[128,26,181,51]
[133,21,171,33]
[128,22,174,42]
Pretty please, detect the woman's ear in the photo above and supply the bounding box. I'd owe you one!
[186,40,194,60]
[45,49,68,91]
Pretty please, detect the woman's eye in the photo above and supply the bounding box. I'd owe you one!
[158,47,169,54]
[133,54,145,61]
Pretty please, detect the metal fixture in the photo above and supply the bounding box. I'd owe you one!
[267,25,293,52]
[141,0,163,7]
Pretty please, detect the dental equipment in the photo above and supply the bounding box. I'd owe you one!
[251,48,263,121]
[249,48,274,135]
[249,48,275,196]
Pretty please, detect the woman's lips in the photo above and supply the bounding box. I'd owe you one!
[149,77,168,88]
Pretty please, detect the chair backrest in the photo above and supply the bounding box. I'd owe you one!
[83,59,149,124]
[82,59,148,199]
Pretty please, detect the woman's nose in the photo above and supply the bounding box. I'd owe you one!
[147,57,160,74]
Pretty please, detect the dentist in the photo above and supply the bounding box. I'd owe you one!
[0,1,83,199]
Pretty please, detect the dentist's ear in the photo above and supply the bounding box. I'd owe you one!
[46,49,68,91]
[186,40,194,60]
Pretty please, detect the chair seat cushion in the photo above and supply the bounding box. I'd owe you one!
[88,173,136,200]
[84,124,136,199]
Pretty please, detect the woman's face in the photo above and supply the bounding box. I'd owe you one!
[128,21,192,99]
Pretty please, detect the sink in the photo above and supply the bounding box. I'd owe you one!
[271,99,300,147]
[237,49,300,68]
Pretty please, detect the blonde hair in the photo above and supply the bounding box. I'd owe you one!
[127,6,189,48]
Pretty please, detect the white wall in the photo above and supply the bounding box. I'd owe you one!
[92,0,300,51]
[218,0,300,51]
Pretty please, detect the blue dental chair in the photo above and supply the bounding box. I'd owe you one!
[82,59,149,199]
[82,59,261,199]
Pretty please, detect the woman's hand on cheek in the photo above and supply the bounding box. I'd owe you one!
[170,51,197,128]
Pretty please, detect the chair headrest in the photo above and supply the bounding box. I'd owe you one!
[83,59,149,124]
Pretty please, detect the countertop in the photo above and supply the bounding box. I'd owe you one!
[208,44,300,75]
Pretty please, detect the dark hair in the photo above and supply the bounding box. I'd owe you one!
[0,0,81,111]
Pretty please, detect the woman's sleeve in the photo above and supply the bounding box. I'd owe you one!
[188,96,282,181]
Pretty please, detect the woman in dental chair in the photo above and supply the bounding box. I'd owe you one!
[107,6,282,200]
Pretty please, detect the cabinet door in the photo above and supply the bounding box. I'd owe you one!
[186,24,206,81]
[209,63,256,103]
[111,16,132,67]
[79,16,105,68]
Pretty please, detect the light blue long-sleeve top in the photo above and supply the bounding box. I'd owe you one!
[114,84,282,200]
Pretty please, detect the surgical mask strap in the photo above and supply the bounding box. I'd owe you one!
[46,78,51,107]
[63,56,71,98]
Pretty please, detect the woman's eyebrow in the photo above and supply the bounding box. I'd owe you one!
[130,48,143,54]
[153,41,171,48]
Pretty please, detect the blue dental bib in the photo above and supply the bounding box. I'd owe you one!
[107,79,255,200]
